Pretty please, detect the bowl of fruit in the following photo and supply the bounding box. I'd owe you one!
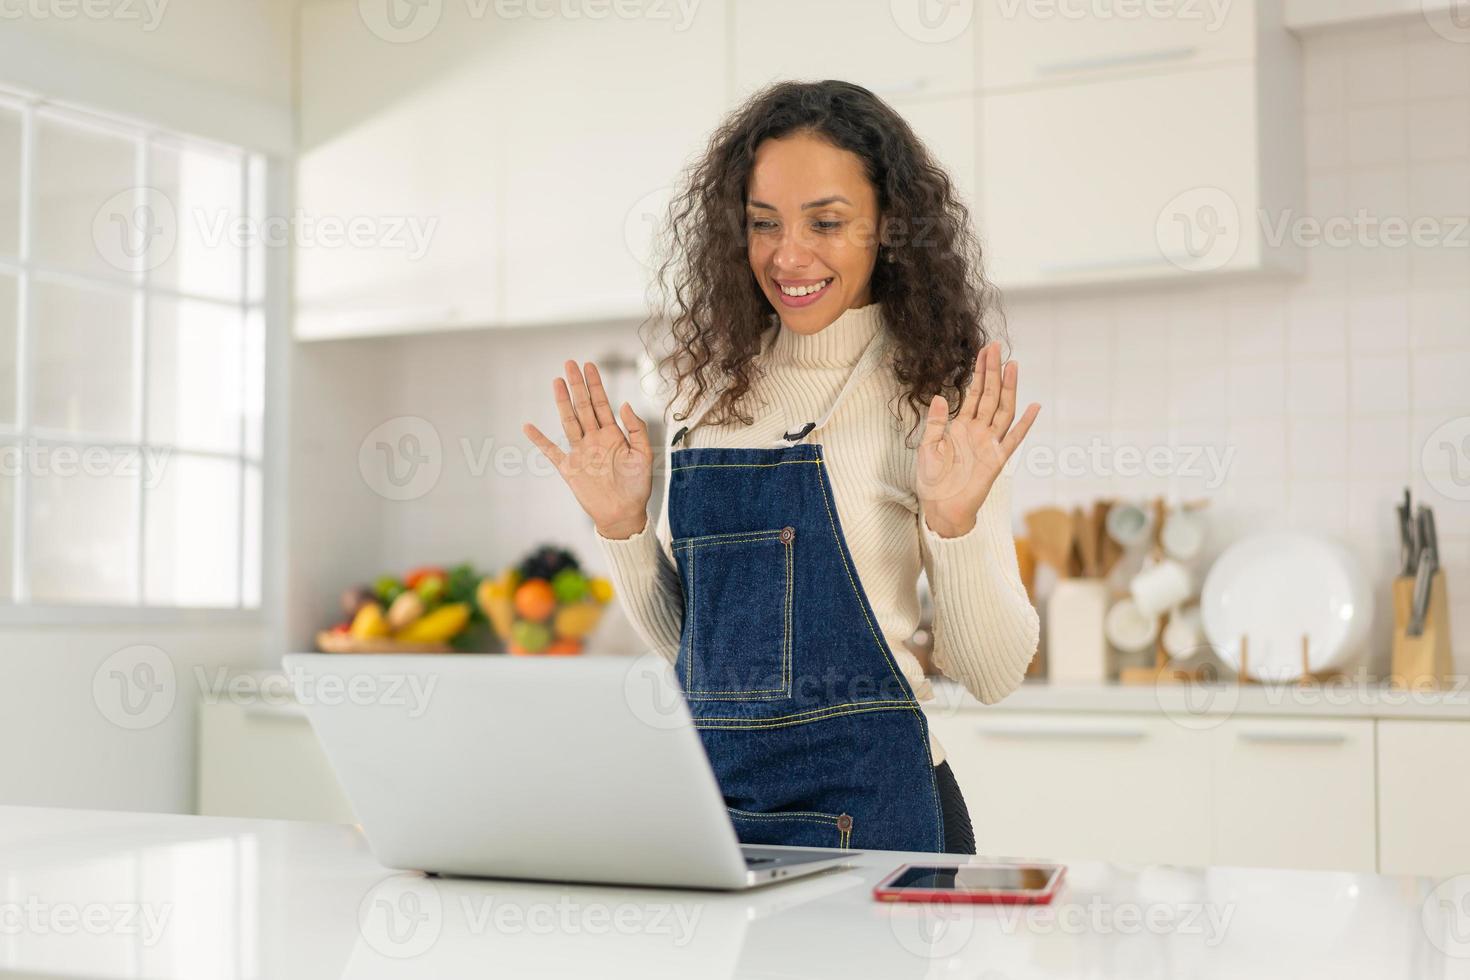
[319,564,483,653]
[477,545,613,655]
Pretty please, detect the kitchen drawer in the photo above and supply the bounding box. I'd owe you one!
[977,0,1260,91]
[197,701,355,823]
[927,710,1211,866]
[1210,718,1375,872]
[1378,720,1470,877]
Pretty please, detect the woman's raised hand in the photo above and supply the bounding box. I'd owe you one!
[523,360,654,540]
[916,342,1041,538]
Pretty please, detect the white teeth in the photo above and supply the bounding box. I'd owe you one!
[779,279,832,297]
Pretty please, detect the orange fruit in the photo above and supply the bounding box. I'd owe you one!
[545,639,583,655]
[513,579,556,621]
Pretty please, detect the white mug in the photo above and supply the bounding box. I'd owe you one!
[1105,500,1153,549]
[1161,509,1208,561]
[1162,606,1205,659]
[1130,559,1193,619]
[1105,597,1160,653]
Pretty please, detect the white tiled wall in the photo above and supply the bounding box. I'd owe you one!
[1003,20,1470,673]
[296,20,1469,674]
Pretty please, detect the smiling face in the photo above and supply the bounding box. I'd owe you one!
[745,131,882,335]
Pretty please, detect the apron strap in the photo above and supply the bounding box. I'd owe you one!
[668,323,888,451]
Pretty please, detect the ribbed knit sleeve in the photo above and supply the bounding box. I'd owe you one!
[595,502,684,665]
[919,474,1040,705]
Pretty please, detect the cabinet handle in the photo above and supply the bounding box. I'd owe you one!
[242,702,308,721]
[976,725,1149,741]
[874,77,931,98]
[1237,731,1347,746]
[1036,46,1200,77]
[1039,255,1184,277]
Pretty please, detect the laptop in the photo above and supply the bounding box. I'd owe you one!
[283,652,858,890]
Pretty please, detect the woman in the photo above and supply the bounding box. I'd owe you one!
[524,80,1040,855]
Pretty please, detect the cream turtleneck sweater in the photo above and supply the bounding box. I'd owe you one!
[596,303,1039,765]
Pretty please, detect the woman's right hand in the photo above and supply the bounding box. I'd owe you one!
[523,360,654,540]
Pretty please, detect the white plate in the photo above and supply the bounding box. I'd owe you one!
[1201,532,1372,682]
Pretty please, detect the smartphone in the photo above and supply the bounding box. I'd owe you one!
[872,862,1066,904]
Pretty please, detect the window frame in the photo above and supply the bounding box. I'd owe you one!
[0,86,271,623]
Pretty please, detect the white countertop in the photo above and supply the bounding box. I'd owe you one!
[925,677,1470,721]
[2,804,1467,979]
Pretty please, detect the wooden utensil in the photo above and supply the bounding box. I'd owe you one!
[1096,500,1125,577]
[1075,505,1100,579]
[1025,507,1075,579]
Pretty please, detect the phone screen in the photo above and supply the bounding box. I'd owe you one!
[884,864,1059,892]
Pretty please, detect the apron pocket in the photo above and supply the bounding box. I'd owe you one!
[727,806,853,850]
[672,526,795,701]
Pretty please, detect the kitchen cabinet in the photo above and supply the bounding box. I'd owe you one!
[926,710,1212,865]
[731,2,979,219]
[977,0,1260,91]
[1210,718,1376,872]
[496,10,728,327]
[295,0,727,338]
[1378,720,1470,876]
[296,1,505,340]
[731,0,977,101]
[197,700,355,823]
[978,60,1302,290]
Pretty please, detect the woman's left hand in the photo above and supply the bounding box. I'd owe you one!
[917,342,1041,538]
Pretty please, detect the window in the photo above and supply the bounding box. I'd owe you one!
[0,87,265,611]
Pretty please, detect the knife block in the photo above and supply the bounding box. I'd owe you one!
[1390,572,1452,689]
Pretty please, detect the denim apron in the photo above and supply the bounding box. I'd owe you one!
[663,331,945,853]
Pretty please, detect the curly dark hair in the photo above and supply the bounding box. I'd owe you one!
[642,78,1004,445]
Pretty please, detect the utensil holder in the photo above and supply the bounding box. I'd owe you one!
[1390,572,1452,689]
[1046,579,1109,683]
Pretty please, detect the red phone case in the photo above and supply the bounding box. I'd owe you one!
[872,863,1066,904]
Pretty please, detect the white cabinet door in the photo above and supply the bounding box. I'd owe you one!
[927,710,1211,866]
[732,0,977,101]
[1210,718,1375,872]
[979,62,1284,290]
[498,9,727,327]
[977,0,1259,91]
[296,1,503,339]
[1378,720,1470,877]
[197,701,355,823]
[893,94,979,217]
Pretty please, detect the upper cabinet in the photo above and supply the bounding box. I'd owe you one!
[294,0,1304,338]
[731,0,981,217]
[295,0,727,339]
[975,0,1303,291]
[977,0,1258,90]
[731,0,977,101]
[495,11,727,327]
